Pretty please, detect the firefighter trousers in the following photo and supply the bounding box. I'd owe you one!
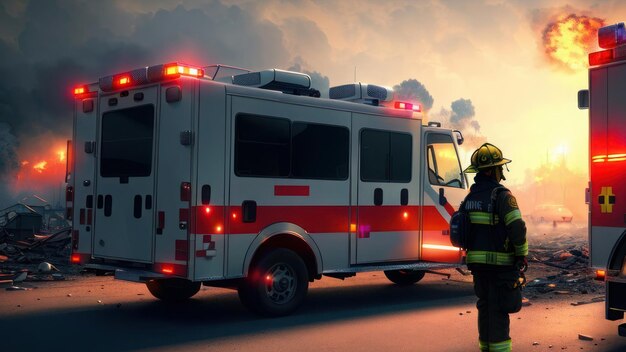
[473,270,522,352]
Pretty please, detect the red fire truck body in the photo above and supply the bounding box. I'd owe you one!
[582,22,626,335]
[68,62,468,315]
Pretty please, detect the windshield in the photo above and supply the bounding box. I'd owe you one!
[426,133,464,188]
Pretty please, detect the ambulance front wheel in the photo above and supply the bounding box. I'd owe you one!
[238,248,309,317]
[146,278,201,301]
[384,270,426,285]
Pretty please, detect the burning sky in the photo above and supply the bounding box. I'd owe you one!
[2,0,626,209]
[542,14,605,71]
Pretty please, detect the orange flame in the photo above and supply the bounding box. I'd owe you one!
[57,150,66,162]
[543,14,605,71]
[33,161,48,173]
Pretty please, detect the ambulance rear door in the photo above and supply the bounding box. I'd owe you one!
[93,86,158,263]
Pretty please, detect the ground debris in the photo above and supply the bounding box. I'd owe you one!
[578,334,594,341]
[571,297,605,306]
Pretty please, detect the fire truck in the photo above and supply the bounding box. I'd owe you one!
[579,22,626,335]
[67,62,468,316]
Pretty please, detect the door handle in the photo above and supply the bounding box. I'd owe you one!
[374,188,383,206]
[438,188,447,206]
[242,200,257,223]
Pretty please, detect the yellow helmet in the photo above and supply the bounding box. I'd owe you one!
[463,143,511,173]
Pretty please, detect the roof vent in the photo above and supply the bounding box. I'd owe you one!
[329,83,394,105]
[232,69,319,96]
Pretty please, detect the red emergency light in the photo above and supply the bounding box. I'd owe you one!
[589,49,614,66]
[73,86,87,95]
[164,63,204,78]
[394,101,421,112]
[70,253,82,264]
[97,62,206,92]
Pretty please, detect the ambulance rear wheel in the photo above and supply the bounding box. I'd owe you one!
[146,278,201,301]
[384,270,426,285]
[238,248,309,317]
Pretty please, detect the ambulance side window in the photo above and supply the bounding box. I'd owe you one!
[234,114,349,180]
[292,122,349,180]
[235,114,290,177]
[360,129,411,183]
[426,133,463,188]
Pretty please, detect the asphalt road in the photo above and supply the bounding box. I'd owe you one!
[1,271,625,352]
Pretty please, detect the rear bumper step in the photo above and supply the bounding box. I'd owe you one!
[85,264,168,283]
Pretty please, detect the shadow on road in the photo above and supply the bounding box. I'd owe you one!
[0,279,474,351]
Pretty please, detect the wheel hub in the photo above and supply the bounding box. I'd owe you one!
[265,263,296,304]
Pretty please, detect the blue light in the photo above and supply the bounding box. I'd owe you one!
[599,22,626,49]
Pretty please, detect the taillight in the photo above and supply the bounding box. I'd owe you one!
[595,270,606,281]
[181,182,191,202]
[70,253,81,264]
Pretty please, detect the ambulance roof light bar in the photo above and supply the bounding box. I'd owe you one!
[97,62,205,92]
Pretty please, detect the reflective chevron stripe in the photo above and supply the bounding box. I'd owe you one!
[466,250,515,265]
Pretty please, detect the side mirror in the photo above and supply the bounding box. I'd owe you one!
[453,130,464,145]
[578,90,589,109]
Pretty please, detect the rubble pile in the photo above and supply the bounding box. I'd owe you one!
[523,230,604,301]
[0,227,80,287]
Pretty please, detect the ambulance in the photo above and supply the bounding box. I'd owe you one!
[68,62,468,316]
[579,22,626,335]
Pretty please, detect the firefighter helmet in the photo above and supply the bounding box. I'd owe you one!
[463,143,511,173]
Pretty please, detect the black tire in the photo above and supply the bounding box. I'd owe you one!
[384,269,426,285]
[146,278,201,301]
[238,248,309,317]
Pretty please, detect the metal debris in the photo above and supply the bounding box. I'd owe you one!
[578,334,594,341]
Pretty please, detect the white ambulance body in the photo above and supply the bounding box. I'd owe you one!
[68,62,468,315]
[580,22,626,335]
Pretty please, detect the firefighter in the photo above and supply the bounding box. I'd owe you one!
[462,143,528,352]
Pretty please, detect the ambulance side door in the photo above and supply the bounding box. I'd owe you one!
[420,131,466,263]
[353,113,421,264]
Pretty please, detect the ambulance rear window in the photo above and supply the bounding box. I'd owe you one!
[100,104,154,178]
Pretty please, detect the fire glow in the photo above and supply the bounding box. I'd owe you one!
[15,144,68,196]
[543,14,605,71]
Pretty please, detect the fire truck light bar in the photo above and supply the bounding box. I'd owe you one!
[589,49,614,66]
[599,22,626,49]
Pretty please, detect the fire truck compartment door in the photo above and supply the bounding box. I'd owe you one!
[421,131,466,263]
[93,86,158,263]
[353,113,421,264]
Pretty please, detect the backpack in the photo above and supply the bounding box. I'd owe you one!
[449,186,507,250]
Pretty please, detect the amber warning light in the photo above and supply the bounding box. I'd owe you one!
[164,63,204,78]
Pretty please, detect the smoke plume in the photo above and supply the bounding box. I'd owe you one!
[393,79,434,113]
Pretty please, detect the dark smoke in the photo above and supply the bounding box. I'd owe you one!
[431,98,485,149]
[393,79,434,112]
[0,0,313,203]
[0,122,18,175]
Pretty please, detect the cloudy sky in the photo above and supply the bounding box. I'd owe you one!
[1,0,625,206]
